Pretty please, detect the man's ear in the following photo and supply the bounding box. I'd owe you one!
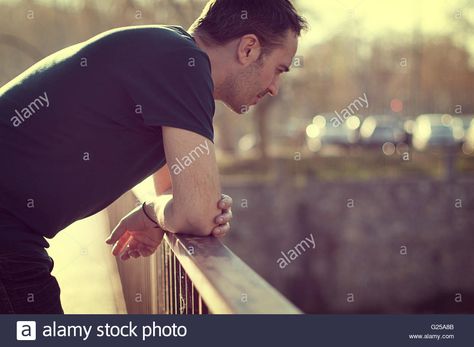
[236,34,262,66]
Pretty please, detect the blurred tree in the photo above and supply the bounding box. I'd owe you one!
[2,0,474,156]
[0,33,42,60]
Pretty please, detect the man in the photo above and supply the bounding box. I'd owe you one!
[0,0,306,313]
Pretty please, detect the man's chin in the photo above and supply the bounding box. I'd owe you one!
[237,104,252,114]
[222,101,252,115]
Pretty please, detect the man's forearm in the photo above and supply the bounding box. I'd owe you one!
[153,194,173,232]
[148,194,214,236]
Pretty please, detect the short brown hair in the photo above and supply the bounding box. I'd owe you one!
[190,0,307,51]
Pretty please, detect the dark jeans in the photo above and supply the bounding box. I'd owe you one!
[0,249,64,314]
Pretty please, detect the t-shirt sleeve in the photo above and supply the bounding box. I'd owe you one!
[123,46,215,142]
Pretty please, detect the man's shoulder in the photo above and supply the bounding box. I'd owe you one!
[81,25,211,72]
[90,25,198,54]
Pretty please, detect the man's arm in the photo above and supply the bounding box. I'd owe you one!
[106,127,231,258]
[149,126,221,236]
[153,164,172,195]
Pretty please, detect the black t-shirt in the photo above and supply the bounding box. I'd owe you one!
[0,25,215,248]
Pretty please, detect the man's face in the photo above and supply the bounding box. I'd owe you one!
[221,31,298,114]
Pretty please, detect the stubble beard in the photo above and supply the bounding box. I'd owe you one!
[219,64,261,114]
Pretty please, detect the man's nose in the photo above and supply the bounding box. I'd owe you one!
[268,80,280,97]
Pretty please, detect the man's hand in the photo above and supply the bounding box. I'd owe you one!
[105,194,232,261]
[212,194,233,237]
[152,165,232,237]
[105,204,164,261]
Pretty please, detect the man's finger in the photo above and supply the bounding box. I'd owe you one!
[131,231,164,248]
[129,250,141,258]
[218,194,233,209]
[215,210,233,225]
[138,247,155,257]
[112,231,133,256]
[212,222,230,237]
[127,238,142,250]
[106,220,128,245]
[120,251,131,261]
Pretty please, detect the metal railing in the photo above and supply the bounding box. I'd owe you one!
[106,180,301,314]
[160,239,208,314]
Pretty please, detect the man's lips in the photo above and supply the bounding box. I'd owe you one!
[252,92,266,105]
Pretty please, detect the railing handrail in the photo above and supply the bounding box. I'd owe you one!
[131,179,301,314]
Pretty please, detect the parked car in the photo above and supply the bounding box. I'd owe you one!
[412,114,459,150]
[453,115,474,142]
[359,115,406,148]
[305,114,359,152]
[460,117,474,155]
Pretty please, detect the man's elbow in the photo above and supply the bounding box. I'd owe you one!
[176,214,216,236]
[168,197,221,236]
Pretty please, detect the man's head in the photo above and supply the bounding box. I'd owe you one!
[189,0,307,114]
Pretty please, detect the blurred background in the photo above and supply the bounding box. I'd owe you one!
[1,0,473,313]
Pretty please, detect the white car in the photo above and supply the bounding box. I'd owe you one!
[412,114,460,150]
[460,117,474,154]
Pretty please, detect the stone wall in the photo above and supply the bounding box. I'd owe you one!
[223,178,474,313]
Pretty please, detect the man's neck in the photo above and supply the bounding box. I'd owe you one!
[191,33,231,101]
